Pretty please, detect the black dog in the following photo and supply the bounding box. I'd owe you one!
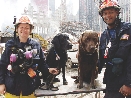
[45,33,72,90]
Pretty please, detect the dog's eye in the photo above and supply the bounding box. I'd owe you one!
[85,38,90,41]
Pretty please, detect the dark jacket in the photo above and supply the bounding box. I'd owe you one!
[0,37,49,96]
[99,21,131,91]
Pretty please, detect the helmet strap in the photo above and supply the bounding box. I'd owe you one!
[13,16,17,42]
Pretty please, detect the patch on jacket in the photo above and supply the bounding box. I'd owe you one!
[120,34,129,40]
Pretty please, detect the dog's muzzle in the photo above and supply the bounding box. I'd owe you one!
[67,43,73,50]
[85,44,98,55]
[67,40,73,50]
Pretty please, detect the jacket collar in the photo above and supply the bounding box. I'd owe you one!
[104,22,131,37]
[118,22,131,36]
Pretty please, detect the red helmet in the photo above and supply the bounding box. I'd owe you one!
[99,0,121,16]
[15,15,34,29]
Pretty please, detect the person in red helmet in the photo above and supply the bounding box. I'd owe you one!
[0,15,59,98]
[98,0,131,98]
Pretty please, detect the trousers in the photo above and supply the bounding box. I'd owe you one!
[5,92,36,98]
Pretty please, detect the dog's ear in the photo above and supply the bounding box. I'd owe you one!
[96,33,99,48]
[78,33,84,44]
[94,34,99,50]
[51,35,60,49]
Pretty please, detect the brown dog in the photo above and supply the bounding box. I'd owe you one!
[77,30,99,89]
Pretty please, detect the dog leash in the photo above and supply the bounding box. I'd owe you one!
[46,49,61,90]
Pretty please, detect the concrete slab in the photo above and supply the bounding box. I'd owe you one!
[35,68,106,97]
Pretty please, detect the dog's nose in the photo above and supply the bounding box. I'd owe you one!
[68,43,73,49]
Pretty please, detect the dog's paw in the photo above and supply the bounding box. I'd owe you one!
[63,80,68,85]
[91,85,96,89]
[77,83,83,89]
[74,79,79,84]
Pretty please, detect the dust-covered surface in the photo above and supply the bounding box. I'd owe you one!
[35,68,106,98]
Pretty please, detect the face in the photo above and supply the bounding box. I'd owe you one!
[59,35,72,50]
[102,8,119,26]
[16,23,31,41]
[80,32,98,53]
[52,34,72,50]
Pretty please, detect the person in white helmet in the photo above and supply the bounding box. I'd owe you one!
[0,15,59,98]
[98,0,131,98]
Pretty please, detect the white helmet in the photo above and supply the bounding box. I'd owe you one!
[99,0,121,16]
[15,15,34,29]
